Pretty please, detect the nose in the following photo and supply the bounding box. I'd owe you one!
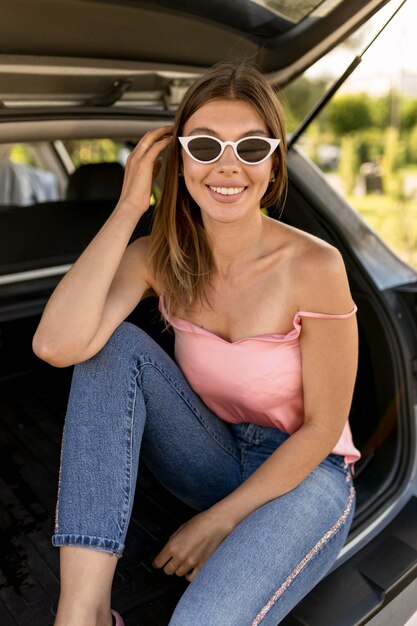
[216,145,241,171]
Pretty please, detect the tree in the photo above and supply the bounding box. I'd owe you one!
[327,94,372,136]
[406,125,417,164]
[381,127,404,196]
[402,98,417,130]
[339,135,359,195]
[368,93,392,128]
[279,75,329,133]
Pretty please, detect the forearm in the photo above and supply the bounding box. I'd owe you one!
[210,422,339,529]
[33,201,143,360]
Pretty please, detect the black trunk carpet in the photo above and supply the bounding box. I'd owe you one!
[0,365,194,625]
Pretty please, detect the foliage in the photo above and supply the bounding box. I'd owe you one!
[367,92,392,128]
[355,128,384,163]
[65,139,125,168]
[406,125,417,164]
[279,76,329,133]
[286,75,417,268]
[382,127,400,192]
[323,91,414,134]
[349,193,417,269]
[339,135,359,194]
[9,144,39,167]
[327,94,373,135]
[401,98,417,130]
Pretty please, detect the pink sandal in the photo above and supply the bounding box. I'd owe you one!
[111,609,125,626]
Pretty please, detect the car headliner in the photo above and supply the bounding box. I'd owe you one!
[0,0,392,110]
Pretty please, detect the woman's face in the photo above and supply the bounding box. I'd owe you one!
[180,99,276,225]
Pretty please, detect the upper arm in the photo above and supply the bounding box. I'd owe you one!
[297,244,358,445]
[82,236,154,359]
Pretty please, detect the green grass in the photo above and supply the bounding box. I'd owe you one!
[348,194,417,269]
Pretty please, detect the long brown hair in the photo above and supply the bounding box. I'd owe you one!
[148,61,287,318]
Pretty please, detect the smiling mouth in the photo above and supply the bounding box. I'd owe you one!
[208,185,246,196]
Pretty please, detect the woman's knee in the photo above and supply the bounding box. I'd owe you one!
[104,321,147,352]
[70,323,160,391]
[82,322,157,367]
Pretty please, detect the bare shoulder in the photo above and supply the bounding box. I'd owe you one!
[293,233,353,313]
[268,219,354,314]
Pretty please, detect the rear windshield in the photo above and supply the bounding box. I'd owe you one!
[249,0,343,22]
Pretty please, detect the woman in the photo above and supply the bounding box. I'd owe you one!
[33,61,360,626]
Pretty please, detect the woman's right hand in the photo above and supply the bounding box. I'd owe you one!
[118,124,173,215]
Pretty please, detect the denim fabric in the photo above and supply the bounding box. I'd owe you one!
[52,322,355,625]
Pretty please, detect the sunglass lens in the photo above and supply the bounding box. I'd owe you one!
[237,138,271,163]
[187,137,221,162]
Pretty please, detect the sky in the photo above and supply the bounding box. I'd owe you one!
[306,0,417,95]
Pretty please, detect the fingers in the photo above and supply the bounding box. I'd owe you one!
[152,546,172,571]
[185,568,198,582]
[152,542,197,579]
[153,555,194,577]
[163,558,198,580]
[117,125,173,212]
[131,125,173,160]
[161,557,178,576]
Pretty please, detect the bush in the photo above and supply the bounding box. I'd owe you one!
[327,94,372,135]
[369,93,392,128]
[405,126,417,164]
[339,135,360,194]
[280,76,329,133]
[355,128,384,163]
[402,99,417,130]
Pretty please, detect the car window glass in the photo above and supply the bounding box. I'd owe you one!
[251,0,343,22]
[61,138,132,203]
[63,139,128,168]
[0,142,59,206]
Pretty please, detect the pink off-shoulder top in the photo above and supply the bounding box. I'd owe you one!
[159,296,361,465]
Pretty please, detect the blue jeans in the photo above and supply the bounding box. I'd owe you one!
[52,322,355,625]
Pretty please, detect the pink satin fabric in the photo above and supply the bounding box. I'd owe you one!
[159,296,360,465]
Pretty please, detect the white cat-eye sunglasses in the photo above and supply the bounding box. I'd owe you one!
[178,135,280,165]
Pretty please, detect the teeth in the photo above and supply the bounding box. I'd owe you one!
[209,186,245,196]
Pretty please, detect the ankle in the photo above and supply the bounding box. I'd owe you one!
[56,548,118,626]
[54,603,113,626]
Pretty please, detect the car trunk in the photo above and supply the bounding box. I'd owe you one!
[0,157,409,623]
[0,303,200,625]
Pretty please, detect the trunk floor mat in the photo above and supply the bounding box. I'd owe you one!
[0,366,195,625]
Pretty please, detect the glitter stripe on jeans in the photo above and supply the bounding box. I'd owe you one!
[54,427,66,534]
[250,484,355,626]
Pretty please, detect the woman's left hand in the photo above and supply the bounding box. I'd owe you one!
[152,509,234,582]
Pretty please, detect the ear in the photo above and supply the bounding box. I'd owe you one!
[270,155,279,182]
